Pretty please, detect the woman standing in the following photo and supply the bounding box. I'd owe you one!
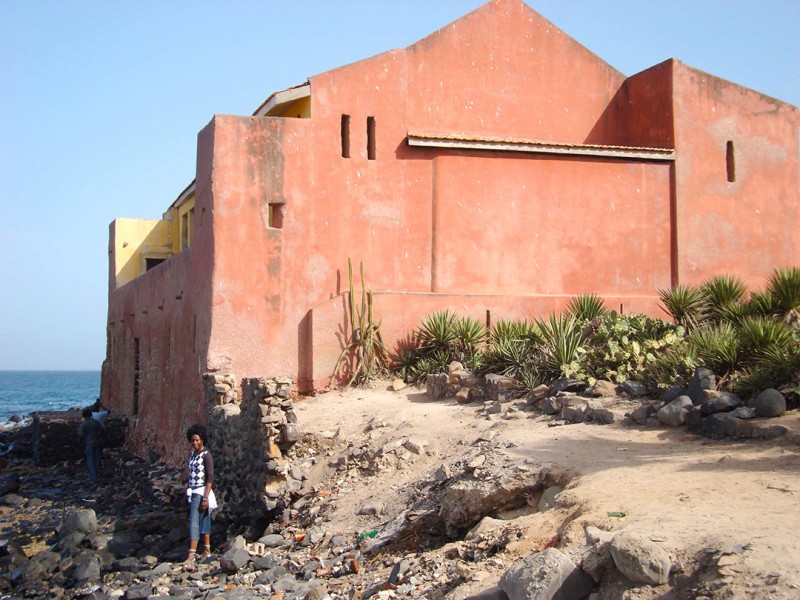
[185,424,216,562]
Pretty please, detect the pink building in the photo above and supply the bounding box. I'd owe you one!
[103,0,800,464]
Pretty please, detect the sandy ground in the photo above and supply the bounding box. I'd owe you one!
[292,380,800,598]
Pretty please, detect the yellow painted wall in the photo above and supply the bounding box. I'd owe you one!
[113,217,172,288]
[270,96,311,118]
[172,194,196,253]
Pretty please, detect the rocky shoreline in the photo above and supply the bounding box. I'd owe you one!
[2,371,799,600]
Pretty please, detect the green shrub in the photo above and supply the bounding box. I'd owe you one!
[659,284,708,332]
[767,266,800,325]
[565,293,608,322]
[331,259,389,387]
[687,322,741,382]
[584,313,686,385]
[702,275,748,324]
[534,314,587,379]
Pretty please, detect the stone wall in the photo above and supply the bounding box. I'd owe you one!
[203,373,302,526]
[33,411,128,466]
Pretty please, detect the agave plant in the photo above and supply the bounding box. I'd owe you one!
[687,322,741,382]
[736,315,794,359]
[452,315,487,366]
[747,290,779,318]
[733,341,800,399]
[767,266,800,325]
[489,318,538,344]
[658,284,708,332]
[417,310,457,353]
[702,275,748,323]
[534,314,587,379]
[715,300,750,326]
[482,335,536,379]
[565,292,608,322]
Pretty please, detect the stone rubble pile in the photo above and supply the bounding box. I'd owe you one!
[428,362,797,444]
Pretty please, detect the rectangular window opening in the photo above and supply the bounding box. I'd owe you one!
[133,337,140,416]
[341,114,351,158]
[367,116,376,160]
[726,140,736,182]
[269,203,284,229]
[181,212,189,249]
[145,257,166,271]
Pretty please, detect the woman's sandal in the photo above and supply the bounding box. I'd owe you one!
[183,549,196,563]
[201,545,212,558]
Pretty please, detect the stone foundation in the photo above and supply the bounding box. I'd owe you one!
[203,373,302,524]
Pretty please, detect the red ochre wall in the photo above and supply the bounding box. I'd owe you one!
[671,61,800,288]
[103,0,799,464]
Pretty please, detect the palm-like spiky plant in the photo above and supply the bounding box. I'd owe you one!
[747,290,780,317]
[702,275,748,324]
[658,284,708,331]
[736,315,794,360]
[687,322,741,382]
[767,266,800,325]
[733,341,800,399]
[452,315,487,363]
[489,319,538,344]
[565,293,608,322]
[535,314,586,378]
[417,310,457,353]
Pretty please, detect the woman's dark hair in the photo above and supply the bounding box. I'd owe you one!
[186,424,208,444]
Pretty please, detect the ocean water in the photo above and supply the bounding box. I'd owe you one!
[0,371,101,424]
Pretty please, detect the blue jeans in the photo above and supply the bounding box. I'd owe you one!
[188,493,211,540]
[85,440,100,480]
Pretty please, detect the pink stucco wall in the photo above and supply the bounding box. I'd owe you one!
[104,0,799,464]
[671,61,800,288]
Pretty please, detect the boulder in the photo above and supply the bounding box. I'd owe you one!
[542,397,561,415]
[630,404,655,425]
[657,396,693,427]
[700,392,741,415]
[702,413,731,439]
[60,509,98,539]
[526,384,551,404]
[0,472,20,496]
[499,548,594,600]
[72,555,101,584]
[537,485,562,512]
[220,546,251,574]
[687,367,716,405]
[550,378,588,395]
[582,542,615,582]
[661,386,685,404]
[754,389,786,418]
[609,532,672,585]
[620,381,649,397]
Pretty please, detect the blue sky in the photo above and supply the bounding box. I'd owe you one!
[1,1,798,370]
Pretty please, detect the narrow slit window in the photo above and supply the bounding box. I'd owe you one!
[367,116,376,160]
[269,203,284,229]
[133,337,140,415]
[341,114,351,158]
[181,212,189,249]
[726,140,736,182]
